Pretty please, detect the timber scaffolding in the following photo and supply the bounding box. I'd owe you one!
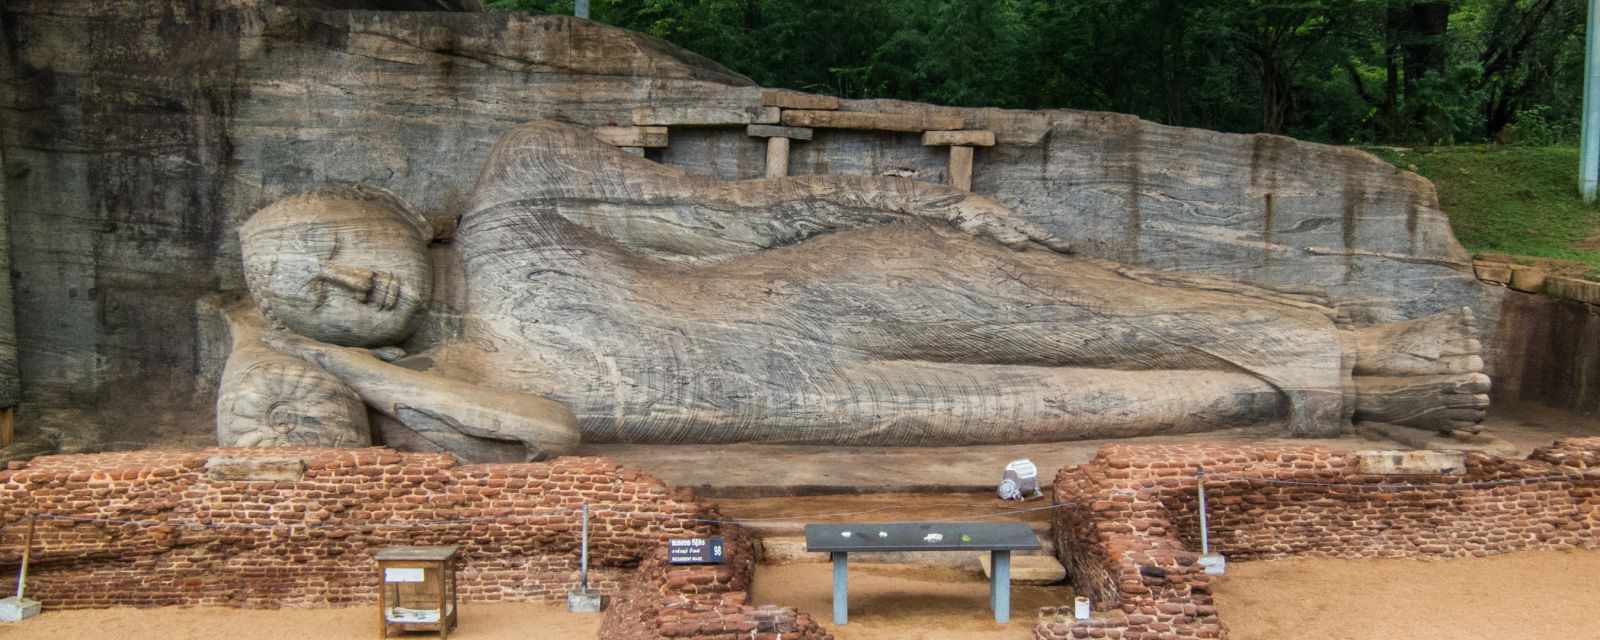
[592,90,995,190]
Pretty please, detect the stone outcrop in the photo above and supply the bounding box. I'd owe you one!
[231,118,1489,457]
[1,2,1494,449]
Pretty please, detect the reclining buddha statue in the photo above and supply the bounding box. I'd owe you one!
[216,119,1488,461]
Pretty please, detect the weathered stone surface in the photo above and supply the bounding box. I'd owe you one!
[595,126,669,148]
[1545,276,1600,304]
[761,90,840,110]
[1355,449,1466,475]
[1509,265,1548,293]
[0,143,16,409]
[1488,290,1600,413]
[235,120,1488,455]
[923,130,996,147]
[632,105,779,126]
[948,145,975,191]
[0,3,1498,449]
[780,109,966,132]
[1474,261,1512,285]
[212,296,371,449]
[746,124,813,140]
[204,454,307,481]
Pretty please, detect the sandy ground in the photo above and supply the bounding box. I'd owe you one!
[751,564,1071,639]
[1213,550,1600,640]
[0,602,601,640]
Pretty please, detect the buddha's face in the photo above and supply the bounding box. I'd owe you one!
[241,185,432,347]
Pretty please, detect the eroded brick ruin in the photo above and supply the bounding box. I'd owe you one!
[1042,439,1600,639]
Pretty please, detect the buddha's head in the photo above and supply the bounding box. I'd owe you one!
[240,184,433,347]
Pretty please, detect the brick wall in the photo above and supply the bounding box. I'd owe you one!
[1038,439,1600,640]
[0,447,716,609]
[598,524,833,640]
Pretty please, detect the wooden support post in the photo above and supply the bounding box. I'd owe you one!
[948,146,974,192]
[765,137,790,178]
[747,125,812,179]
[0,407,12,448]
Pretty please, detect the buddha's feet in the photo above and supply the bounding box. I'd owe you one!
[1350,307,1489,433]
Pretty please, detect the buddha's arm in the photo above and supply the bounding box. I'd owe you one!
[263,332,581,460]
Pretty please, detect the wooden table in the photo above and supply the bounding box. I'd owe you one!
[803,522,1042,625]
[376,545,460,639]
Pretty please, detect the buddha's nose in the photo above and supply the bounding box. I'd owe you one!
[316,265,374,297]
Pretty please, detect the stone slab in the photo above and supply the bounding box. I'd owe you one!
[632,105,780,126]
[1545,276,1600,305]
[979,552,1066,585]
[923,130,995,147]
[204,455,307,482]
[567,590,603,613]
[593,126,668,148]
[1473,261,1511,285]
[761,90,840,110]
[0,596,40,622]
[1355,449,1466,475]
[780,109,965,133]
[1509,266,1548,293]
[746,124,814,140]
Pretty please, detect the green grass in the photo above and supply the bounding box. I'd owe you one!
[1363,145,1600,271]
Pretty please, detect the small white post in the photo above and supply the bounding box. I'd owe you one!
[566,503,602,613]
[1197,468,1209,554]
[1196,468,1226,575]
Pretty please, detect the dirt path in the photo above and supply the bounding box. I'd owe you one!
[1213,550,1600,640]
[0,602,600,640]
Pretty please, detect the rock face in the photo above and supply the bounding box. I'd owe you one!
[232,119,1487,458]
[0,1,1495,449]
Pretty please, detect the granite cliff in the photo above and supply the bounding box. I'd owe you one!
[0,0,1495,450]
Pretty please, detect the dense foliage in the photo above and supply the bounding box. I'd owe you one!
[487,0,1584,145]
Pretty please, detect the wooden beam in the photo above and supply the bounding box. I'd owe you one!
[923,130,995,147]
[780,109,964,133]
[0,407,12,448]
[760,90,841,110]
[746,124,814,141]
[594,126,668,148]
[631,105,780,126]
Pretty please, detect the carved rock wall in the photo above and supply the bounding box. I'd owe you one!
[1,1,1495,447]
[1488,289,1600,412]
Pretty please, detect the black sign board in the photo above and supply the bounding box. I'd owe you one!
[667,536,726,565]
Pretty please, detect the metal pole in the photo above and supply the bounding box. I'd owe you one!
[1582,0,1600,202]
[578,503,589,592]
[574,0,590,19]
[16,513,35,599]
[1197,468,1210,556]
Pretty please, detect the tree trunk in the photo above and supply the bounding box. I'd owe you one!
[1400,1,1451,102]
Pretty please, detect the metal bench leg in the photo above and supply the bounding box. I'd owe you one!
[990,550,1011,623]
[832,551,849,625]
